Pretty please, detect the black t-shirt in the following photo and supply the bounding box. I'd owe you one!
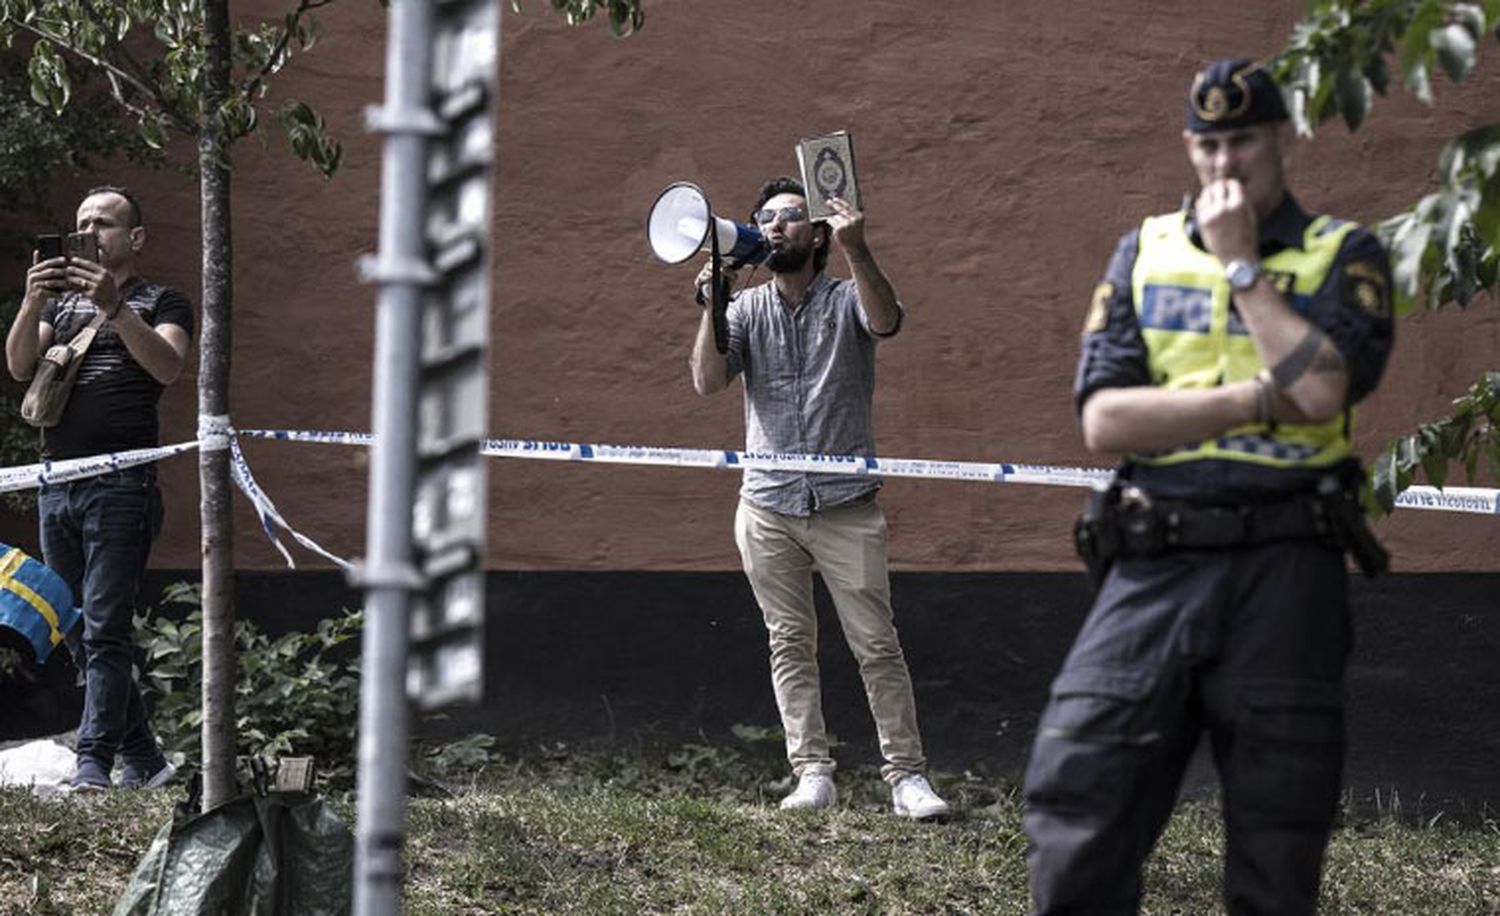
[38,279,194,460]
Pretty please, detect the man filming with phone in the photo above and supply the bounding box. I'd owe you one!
[5,185,193,791]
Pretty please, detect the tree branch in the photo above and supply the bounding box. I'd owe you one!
[75,0,159,106]
[239,0,336,103]
[7,17,197,134]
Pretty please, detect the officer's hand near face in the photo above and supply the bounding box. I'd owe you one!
[24,252,69,310]
[1195,178,1258,264]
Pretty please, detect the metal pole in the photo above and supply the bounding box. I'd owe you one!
[355,0,436,912]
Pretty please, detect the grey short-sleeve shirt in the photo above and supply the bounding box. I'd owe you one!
[724,272,902,516]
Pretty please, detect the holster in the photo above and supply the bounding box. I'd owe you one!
[1315,474,1389,578]
[1073,482,1123,592]
[1073,472,1389,590]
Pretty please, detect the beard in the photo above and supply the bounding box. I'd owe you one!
[766,239,814,274]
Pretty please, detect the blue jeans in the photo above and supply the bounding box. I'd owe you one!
[39,466,164,769]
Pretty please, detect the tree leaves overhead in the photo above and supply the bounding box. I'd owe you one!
[1370,372,1500,515]
[511,0,645,37]
[25,39,68,112]
[277,98,341,177]
[0,0,342,176]
[1276,4,1500,315]
[1276,2,1500,507]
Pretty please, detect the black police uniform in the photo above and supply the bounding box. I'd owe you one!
[1022,61,1396,916]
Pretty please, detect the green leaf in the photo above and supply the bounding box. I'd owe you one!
[1371,447,1399,514]
[1452,2,1488,40]
[1310,61,1340,124]
[1432,22,1478,83]
[1289,84,1312,137]
[298,15,322,51]
[27,42,71,114]
[1336,67,1370,130]
[138,111,166,150]
[1363,53,1390,97]
[1445,125,1500,182]
[1420,446,1449,489]
[1388,214,1433,310]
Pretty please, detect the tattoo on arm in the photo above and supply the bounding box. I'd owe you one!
[1269,327,1339,388]
[1310,347,1346,374]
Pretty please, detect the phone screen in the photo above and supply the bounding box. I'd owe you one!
[66,232,99,264]
[35,234,65,261]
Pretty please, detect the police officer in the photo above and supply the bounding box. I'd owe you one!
[1022,58,1395,914]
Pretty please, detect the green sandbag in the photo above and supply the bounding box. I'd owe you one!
[114,790,352,916]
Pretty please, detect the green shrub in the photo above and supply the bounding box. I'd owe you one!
[135,582,363,787]
[135,582,498,791]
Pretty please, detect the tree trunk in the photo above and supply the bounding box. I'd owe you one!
[198,0,237,813]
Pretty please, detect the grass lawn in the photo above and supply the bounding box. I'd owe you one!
[2,745,1497,914]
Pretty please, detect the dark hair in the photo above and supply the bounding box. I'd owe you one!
[752,176,830,273]
[84,185,143,227]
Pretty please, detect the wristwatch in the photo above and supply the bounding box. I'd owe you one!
[1224,258,1262,292]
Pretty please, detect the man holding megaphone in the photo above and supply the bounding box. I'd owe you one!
[688,176,949,820]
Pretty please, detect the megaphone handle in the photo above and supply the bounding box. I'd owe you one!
[709,224,730,355]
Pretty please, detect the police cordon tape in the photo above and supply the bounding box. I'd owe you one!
[0,435,352,570]
[238,429,1500,515]
[1,428,1495,568]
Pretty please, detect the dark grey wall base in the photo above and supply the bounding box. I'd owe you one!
[8,568,1491,819]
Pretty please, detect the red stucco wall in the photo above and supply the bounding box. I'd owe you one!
[5,0,1498,572]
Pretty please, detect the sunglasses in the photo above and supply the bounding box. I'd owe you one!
[752,205,809,226]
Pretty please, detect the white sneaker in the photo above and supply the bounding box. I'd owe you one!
[891,774,950,820]
[779,772,837,811]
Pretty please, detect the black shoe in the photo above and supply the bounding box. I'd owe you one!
[70,756,111,792]
[118,758,176,790]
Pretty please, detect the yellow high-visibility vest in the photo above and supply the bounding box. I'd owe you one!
[1129,210,1357,469]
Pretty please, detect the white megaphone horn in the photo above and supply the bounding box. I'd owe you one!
[646,182,769,266]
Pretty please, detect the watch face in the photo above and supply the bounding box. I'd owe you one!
[1227,261,1259,291]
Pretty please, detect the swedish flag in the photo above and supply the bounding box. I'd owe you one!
[0,544,78,664]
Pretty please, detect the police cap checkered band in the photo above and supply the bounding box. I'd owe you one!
[1185,58,1288,133]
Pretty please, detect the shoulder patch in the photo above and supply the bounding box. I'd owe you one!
[1084,282,1113,333]
[1343,260,1389,316]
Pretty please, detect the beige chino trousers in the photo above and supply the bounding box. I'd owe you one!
[734,498,927,784]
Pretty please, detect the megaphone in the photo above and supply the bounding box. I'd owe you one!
[646,182,769,266]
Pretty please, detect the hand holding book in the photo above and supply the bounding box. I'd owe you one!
[822,195,869,258]
[795,130,861,222]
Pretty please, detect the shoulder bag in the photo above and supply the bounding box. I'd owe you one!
[20,312,107,428]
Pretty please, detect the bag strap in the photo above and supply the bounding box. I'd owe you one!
[65,311,108,357]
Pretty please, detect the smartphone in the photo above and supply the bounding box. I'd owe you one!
[66,232,99,264]
[35,233,65,262]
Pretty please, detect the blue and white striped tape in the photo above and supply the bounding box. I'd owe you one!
[238,429,1499,515]
[0,428,1494,571]
[228,435,351,571]
[0,441,199,494]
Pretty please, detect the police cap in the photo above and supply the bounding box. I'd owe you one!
[1185,58,1288,133]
